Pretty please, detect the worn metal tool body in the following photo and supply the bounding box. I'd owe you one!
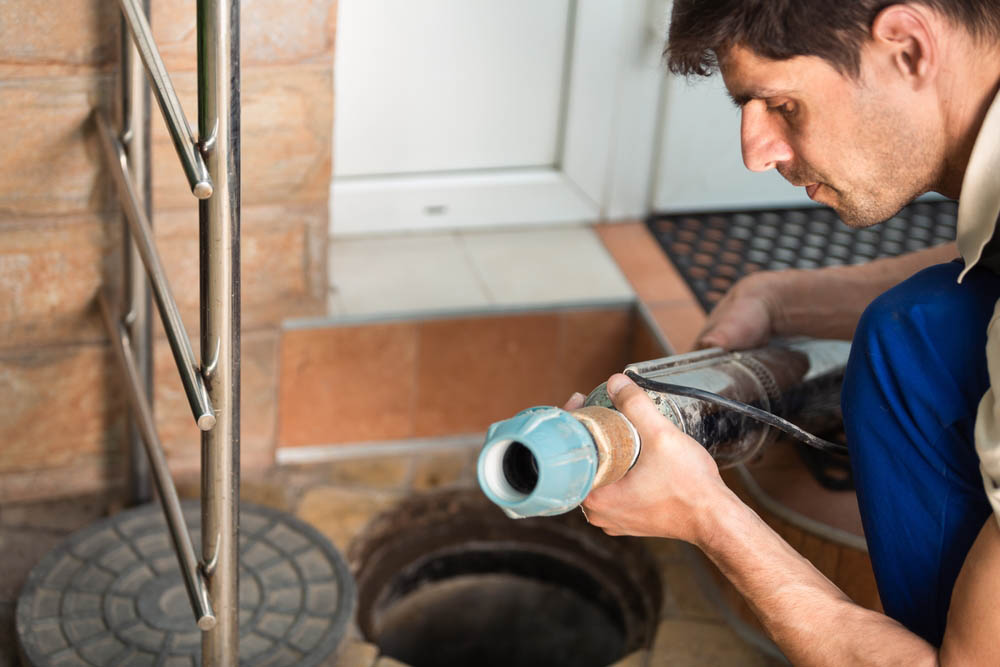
[478,339,850,518]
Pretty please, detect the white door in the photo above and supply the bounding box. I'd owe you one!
[331,0,664,235]
[651,60,811,212]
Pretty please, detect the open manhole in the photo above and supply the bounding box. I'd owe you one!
[348,489,662,667]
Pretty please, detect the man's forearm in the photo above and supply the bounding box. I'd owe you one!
[696,489,937,666]
[772,242,957,340]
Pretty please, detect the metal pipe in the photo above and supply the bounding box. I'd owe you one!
[197,0,241,662]
[98,293,217,631]
[118,1,154,505]
[96,112,217,432]
[117,0,213,200]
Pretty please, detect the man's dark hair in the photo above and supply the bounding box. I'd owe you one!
[667,0,1000,78]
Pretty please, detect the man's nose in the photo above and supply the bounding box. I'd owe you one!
[740,104,793,172]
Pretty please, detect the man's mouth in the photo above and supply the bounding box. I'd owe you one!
[805,183,820,200]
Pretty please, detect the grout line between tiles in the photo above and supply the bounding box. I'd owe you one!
[454,230,496,304]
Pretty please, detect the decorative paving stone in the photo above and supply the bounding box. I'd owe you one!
[16,501,354,666]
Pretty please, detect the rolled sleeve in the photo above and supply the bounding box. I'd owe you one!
[977,299,1000,524]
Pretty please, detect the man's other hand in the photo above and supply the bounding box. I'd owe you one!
[696,270,783,350]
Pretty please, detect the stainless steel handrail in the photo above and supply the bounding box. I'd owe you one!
[106,0,241,660]
[117,0,213,200]
[118,0,154,505]
[197,0,241,661]
[98,293,217,631]
[97,112,217,432]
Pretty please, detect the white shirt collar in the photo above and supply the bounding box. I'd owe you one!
[957,89,1000,282]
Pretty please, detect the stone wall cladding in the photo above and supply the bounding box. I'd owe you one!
[0,0,336,502]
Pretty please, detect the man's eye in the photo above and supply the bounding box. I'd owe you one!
[768,102,796,117]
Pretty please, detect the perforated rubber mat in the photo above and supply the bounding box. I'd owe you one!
[646,200,958,312]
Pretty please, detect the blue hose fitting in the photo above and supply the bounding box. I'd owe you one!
[477,406,598,519]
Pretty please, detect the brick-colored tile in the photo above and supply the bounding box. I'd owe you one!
[648,302,708,355]
[0,74,113,218]
[152,0,337,72]
[0,215,119,348]
[152,64,332,212]
[596,222,699,307]
[154,203,328,336]
[0,1,118,78]
[154,329,279,473]
[0,492,113,532]
[278,323,419,446]
[0,344,124,475]
[413,314,561,437]
[629,309,669,365]
[552,307,632,401]
[0,458,122,504]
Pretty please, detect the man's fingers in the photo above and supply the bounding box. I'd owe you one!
[562,392,586,411]
[605,373,676,438]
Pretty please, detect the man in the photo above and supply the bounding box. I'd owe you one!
[579,1,1000,663]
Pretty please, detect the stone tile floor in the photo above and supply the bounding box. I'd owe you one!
[1,447,783,666]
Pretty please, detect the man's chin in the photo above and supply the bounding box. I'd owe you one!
[828,197,897,229]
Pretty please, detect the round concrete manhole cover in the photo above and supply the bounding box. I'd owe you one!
[16,501,354,666]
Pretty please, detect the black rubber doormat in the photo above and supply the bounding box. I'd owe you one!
[646,200,958,313]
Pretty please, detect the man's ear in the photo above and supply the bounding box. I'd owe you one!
[870,4,938,88]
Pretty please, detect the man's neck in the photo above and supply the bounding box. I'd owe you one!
[938,39,1000,198]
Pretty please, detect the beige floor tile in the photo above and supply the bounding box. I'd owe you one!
[659,560,724,622]
[329,233,489,316]
[374,657,409,667]
[648,619,771,667]
[410,451,473,491]
[296,486,404,552]
[319,457,415,491]
[460,225,633,306]
[324,639,379,667]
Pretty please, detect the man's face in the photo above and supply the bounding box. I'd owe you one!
[720,45,943,227]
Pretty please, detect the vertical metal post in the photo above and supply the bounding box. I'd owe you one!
[119,2,153,505]
[198,0,240,663]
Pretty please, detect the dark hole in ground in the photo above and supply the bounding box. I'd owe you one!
[349,490,661,667]
[377,573,623,667]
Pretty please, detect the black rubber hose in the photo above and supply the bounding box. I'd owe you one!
[624,370,849,456]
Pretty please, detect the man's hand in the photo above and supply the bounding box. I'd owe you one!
[579,373,732,543]
[697,244,960,348]
[696,270,783,350]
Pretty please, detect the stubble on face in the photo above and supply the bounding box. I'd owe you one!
[826,91,939,228]
[781,87,938,228]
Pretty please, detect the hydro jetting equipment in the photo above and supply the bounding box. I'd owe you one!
[478,338,851,518]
